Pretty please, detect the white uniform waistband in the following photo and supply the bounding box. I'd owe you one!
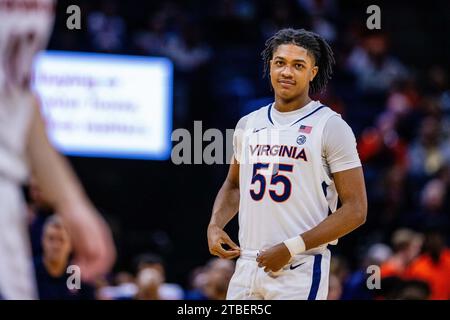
[240,246,328,261]
[240,249,260,260]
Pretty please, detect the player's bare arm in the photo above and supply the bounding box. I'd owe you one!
[207,155,241,259]
[257,167,367,272]
[26,96,116,282]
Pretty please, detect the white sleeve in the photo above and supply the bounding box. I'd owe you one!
[322,115,361,173]
[233,115,249,162]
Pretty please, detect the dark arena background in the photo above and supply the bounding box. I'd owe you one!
[6,0,449,301]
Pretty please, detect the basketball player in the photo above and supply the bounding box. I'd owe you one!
[0,0,115,299]
[207,28,367,299]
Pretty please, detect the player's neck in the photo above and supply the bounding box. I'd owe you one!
[274,95,312,113]
[43,256,68,277]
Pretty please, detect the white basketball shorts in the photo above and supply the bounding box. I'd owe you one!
[227,248,330,300]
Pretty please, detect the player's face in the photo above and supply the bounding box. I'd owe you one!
[270,44,318,101]
[42,224,72,261]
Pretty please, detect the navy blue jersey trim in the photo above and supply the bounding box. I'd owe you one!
[307,254,323,300]
[291,105,326,126]
[267,103,274,125]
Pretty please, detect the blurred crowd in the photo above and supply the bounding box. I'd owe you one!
[26,0,450,299]
[25,178,450,300]
[25,178,235,300]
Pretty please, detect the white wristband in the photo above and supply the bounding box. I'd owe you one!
[283,236,306,257]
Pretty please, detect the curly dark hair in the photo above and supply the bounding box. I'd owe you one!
[261,28,335,94]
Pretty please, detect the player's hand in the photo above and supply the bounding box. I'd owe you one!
[207,224,240,259]
[256,243,291,273]
[64,210,116,284]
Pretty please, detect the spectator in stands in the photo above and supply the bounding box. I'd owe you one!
[184,266,209,300]
[408,116,450,179]
[34,215,95,300]
[380,228,423,278]
[134,253,184,300]
[405,229,450,300]
[329,255,350,286]
[342,243,392,300]
[135,268,164,300]
[202,258,235,300]
[413,176,449,229]
[184,258,235,300]
[95,272,136,300]
[328,273,343,300]
[346,30,408,94]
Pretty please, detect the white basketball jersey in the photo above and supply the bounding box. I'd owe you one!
[235,101,340,252]
[0,0,55,299]
[0,0,55,91]
[0,0,55,183]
